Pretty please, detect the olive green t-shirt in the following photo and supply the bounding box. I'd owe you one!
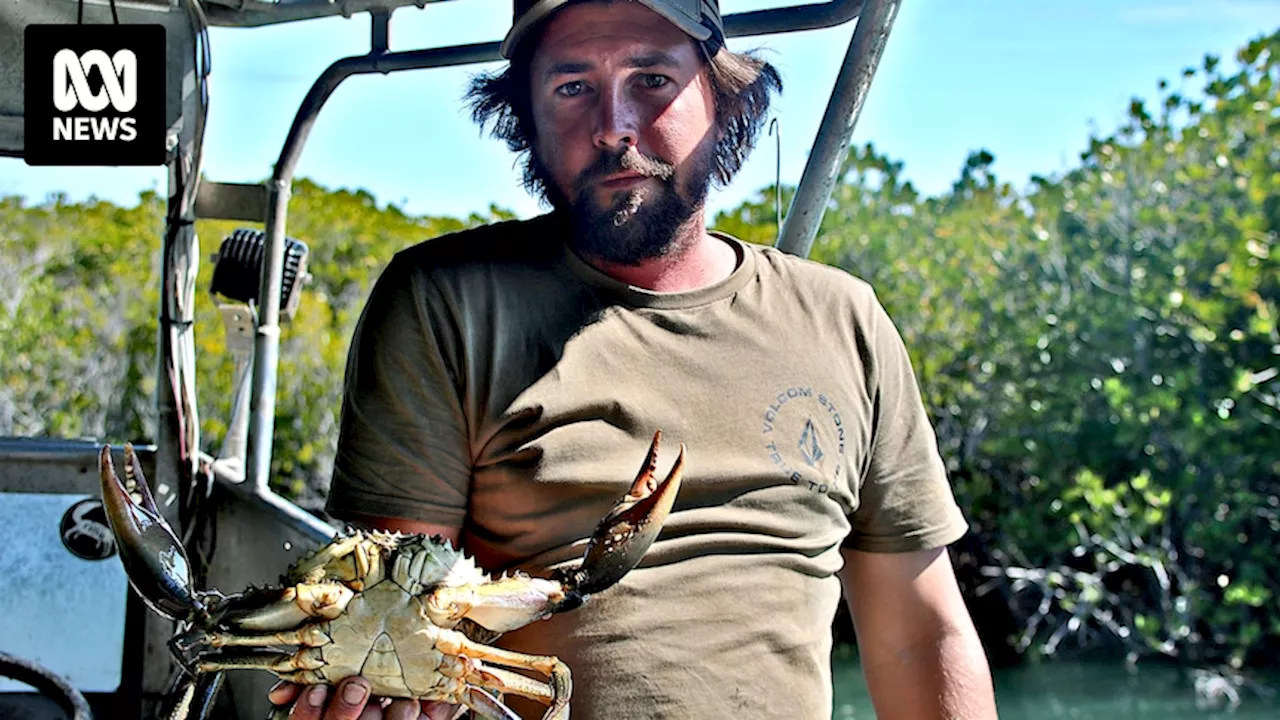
[326,212,968,719]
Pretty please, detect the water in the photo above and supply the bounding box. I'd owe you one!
[831,656,1280,719]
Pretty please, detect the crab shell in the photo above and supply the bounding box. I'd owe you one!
[100,431,685,720]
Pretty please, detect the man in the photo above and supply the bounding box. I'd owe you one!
[272,1,998,718]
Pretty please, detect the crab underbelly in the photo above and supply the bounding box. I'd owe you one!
[317,582,455,699]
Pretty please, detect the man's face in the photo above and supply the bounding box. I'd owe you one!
[527,3,718,265]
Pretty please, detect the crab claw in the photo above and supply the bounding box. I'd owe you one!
[560,431,685,598]
[99,444,202,621]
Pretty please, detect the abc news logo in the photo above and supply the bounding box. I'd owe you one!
[25,25,165,166]
[53,48,140,142]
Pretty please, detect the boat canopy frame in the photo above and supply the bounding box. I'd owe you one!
[0,1,902,715]
[209,0,904,544]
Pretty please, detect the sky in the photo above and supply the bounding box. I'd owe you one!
[2,0,1279,221]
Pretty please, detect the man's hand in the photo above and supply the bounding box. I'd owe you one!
[268,678,462,720]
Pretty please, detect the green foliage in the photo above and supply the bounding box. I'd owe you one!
[191,180,494,501]
[0,192,162,440]
[714,29,1280,668]
[1,28,1276,671]
[0,179,496,506]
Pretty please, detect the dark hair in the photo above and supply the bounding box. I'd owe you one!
[467,39,783,202]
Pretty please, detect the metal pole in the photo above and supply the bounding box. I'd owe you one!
[139,146,195,720]
[724,0,862,38]
[246,177,288,496]
[206,0,864,34]
[776,0,902,258]
[243,35,498,534]
[273,42,503,186]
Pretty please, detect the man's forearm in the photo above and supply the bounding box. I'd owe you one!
[859,622,997,720]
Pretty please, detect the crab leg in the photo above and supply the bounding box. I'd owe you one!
[471,665,555,704]
[215,583,357,632]
[570,429,685,596]
[463,687,525,720]
[192,623,332,650]
[429,431,685,634]
[426,575,567,633]
[98,444,205,621]
[437,633,571,720]
[285,533,385,589]
[159,670,225,720]
[194,647,327,685]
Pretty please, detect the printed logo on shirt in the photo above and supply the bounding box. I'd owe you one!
[760,385,846,495]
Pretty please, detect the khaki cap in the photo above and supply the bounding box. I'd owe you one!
[500,0,725,59]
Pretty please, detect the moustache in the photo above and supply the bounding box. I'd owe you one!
[575,149,676,191]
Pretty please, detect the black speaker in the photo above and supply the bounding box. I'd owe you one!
[209,228,309,320]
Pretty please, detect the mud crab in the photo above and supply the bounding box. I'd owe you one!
[99,431,685,720]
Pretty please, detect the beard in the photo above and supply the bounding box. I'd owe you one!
[531,137,715,266]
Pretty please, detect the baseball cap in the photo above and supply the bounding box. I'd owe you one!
[500,0,726,59]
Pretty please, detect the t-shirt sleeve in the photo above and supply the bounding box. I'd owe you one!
[324,253,472,527]
[844,294,968,553]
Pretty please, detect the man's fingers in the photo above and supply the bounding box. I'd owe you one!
[421,701,463,720]
[313,677,374,720]
[268,681,303,707]
[287,684,330,720]
[383,698,421,720]
[268,679,451,720]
